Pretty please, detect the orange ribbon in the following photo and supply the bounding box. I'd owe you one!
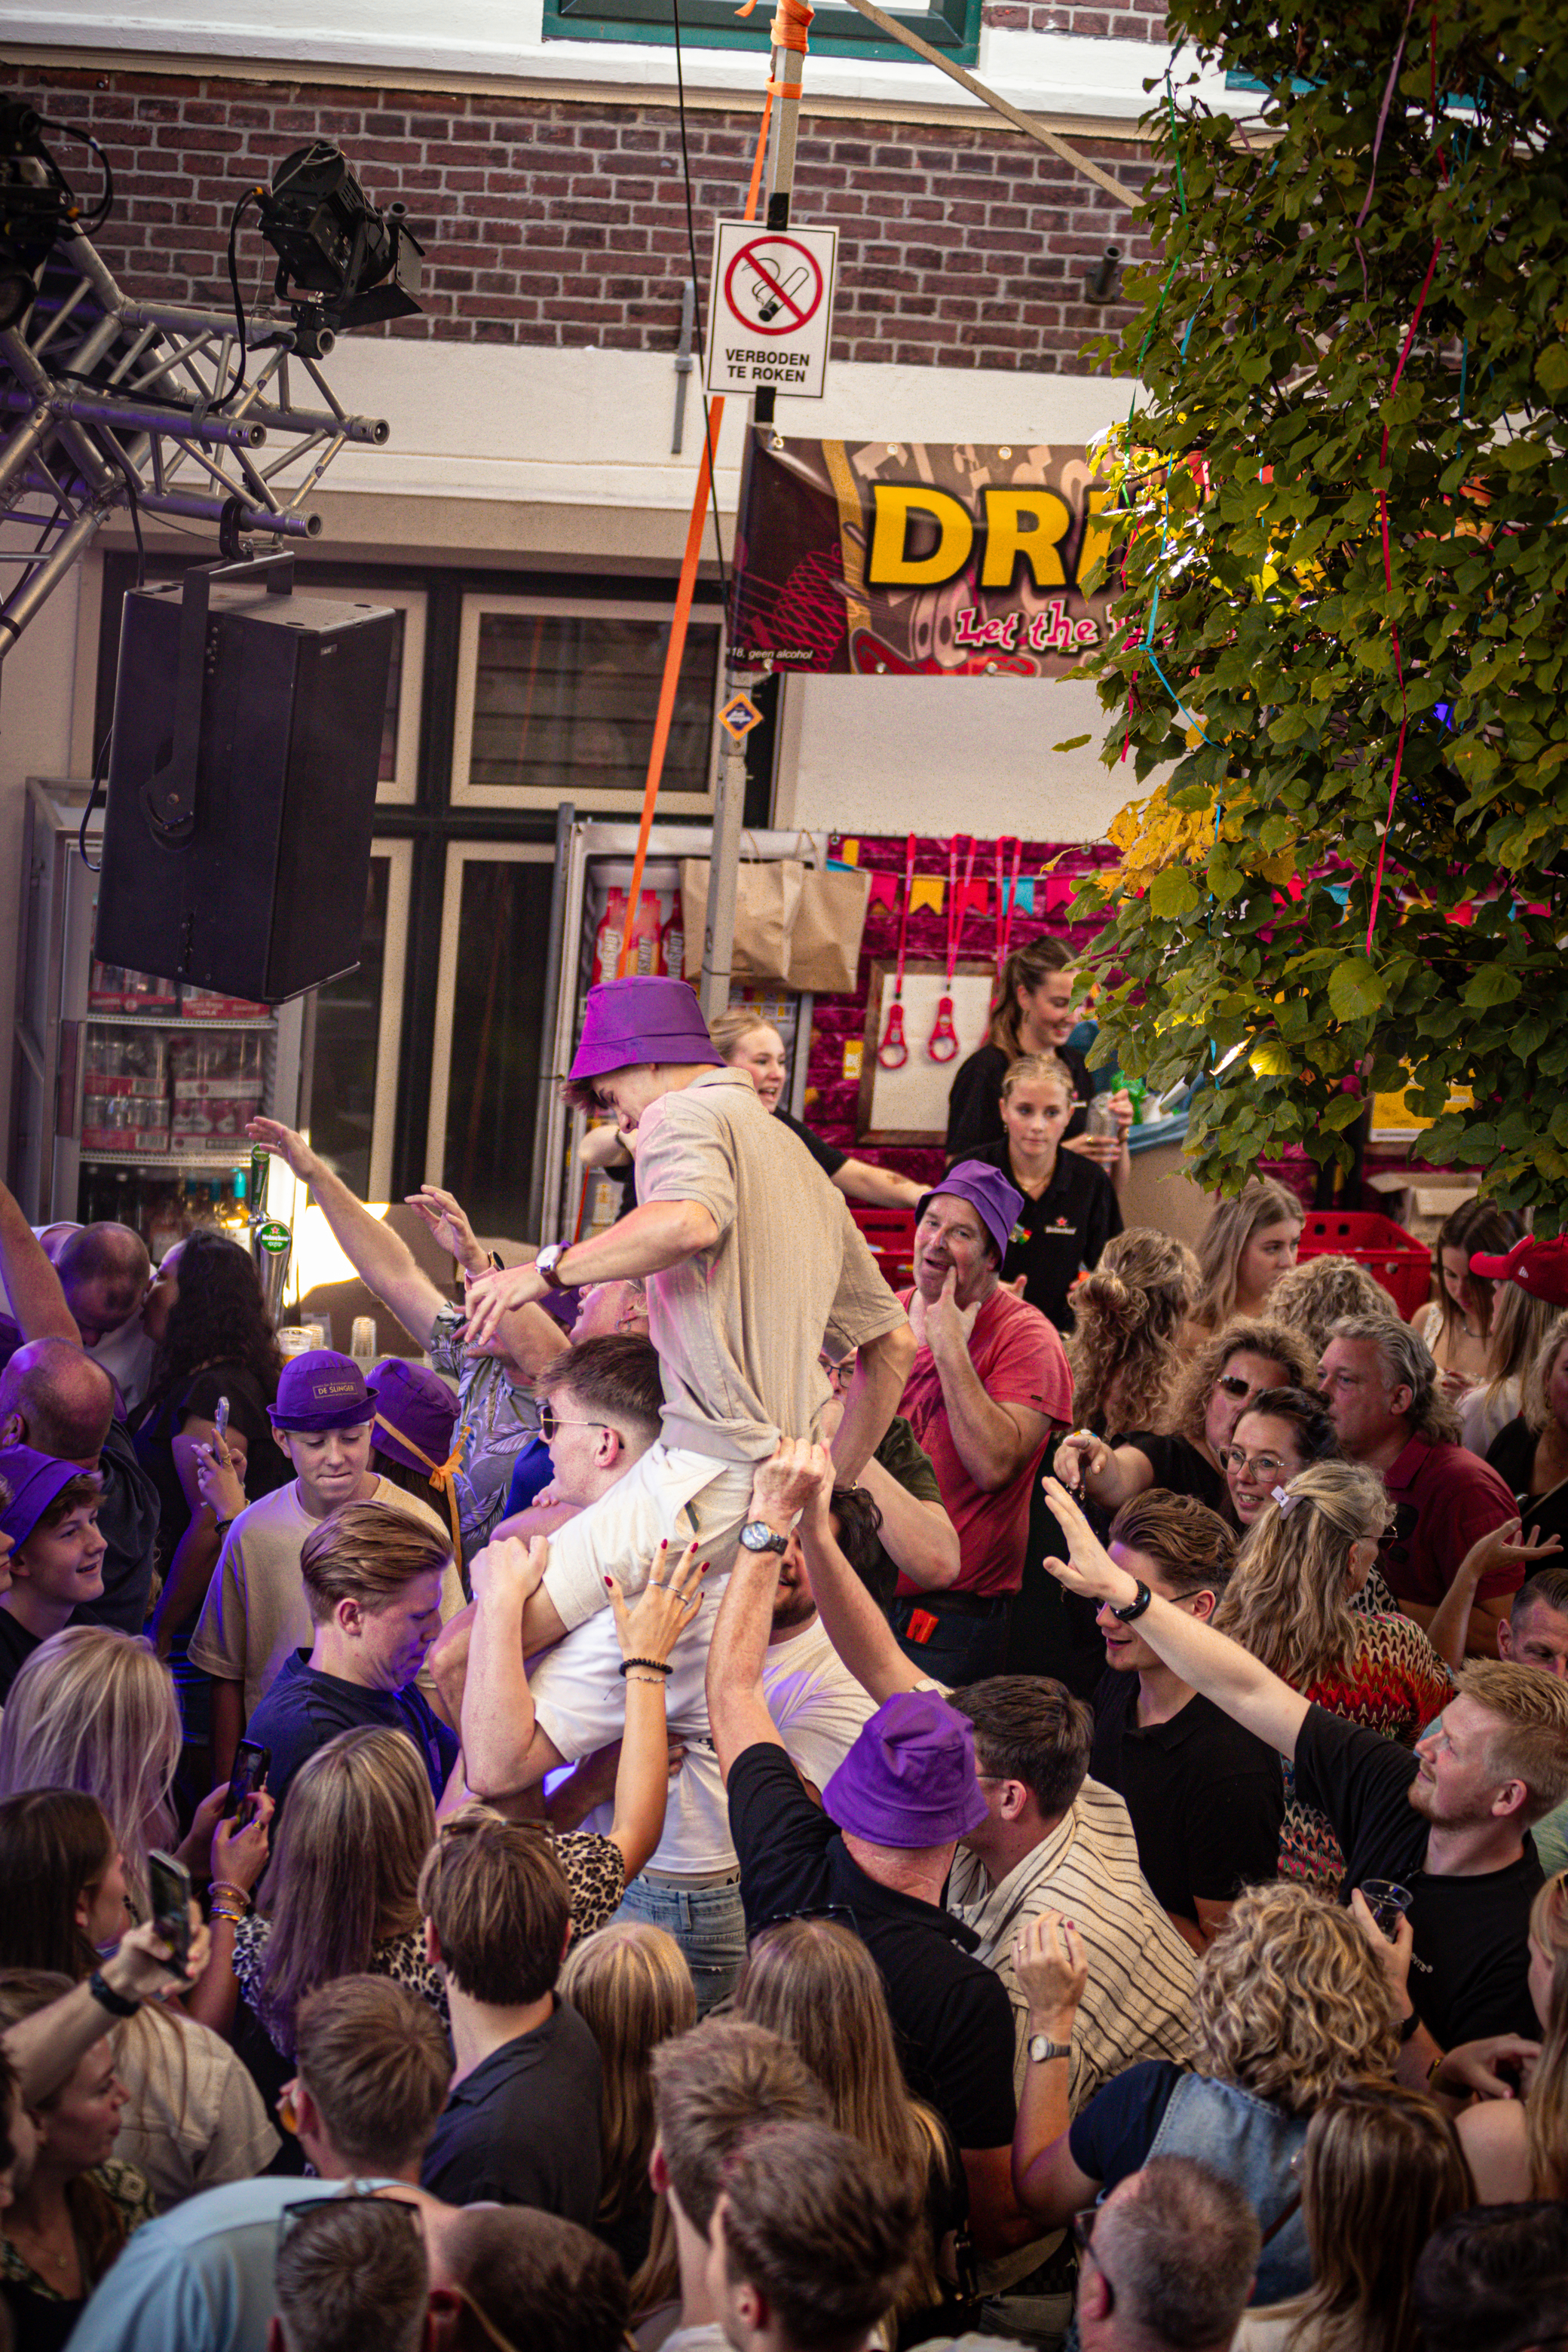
[374,1412,469,1556]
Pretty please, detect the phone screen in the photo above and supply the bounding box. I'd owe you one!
[222,1740,270,1821]
[147,1849,192,1967]
[214,1395,230,1441]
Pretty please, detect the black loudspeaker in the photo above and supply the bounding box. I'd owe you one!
[95,557,396,1003]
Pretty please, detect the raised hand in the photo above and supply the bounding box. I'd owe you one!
[193,1428,247,1527]
[1037,1477,1137,1602]
[611,1538,707,1665]
[749,1436,834,1528]
[210,1788,274,1896]
[471,1534,550,1609]
[1052,1429,1110,1493]
[406,1184,488,1276]
[924,1266,981,1357]
[462,1260,549,1349]
[1013,1909,1088,2025]
[244,1116,317,1181]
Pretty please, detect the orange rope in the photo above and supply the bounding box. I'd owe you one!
[770,0,813,48]
[616,87,776,976]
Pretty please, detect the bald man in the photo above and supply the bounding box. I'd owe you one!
[55,1223,156,1411]
[0,1337,160,1637]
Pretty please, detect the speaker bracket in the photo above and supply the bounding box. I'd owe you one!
[139,553,296,851]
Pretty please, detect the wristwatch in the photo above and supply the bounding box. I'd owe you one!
[90,1969,141,2019]
[1027,2035,1072,2065]
[1110,1580,1153,1623]
[740,1521,789,1556]
[534,1243,574,1290]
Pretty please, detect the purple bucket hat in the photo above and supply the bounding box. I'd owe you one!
[268,1348,380,1433]
[370,1358,460,1475]
[916,1159,1026,1265]
[823,1690,990,1848]
[568,975,724,1084]
[0,1444,98,1551]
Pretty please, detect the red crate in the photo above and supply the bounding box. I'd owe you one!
[850,1205,916,1294]
[1298,1211,1432,1319]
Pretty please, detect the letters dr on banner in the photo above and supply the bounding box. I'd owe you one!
[729,433,1116,677]
[704,221,839,400]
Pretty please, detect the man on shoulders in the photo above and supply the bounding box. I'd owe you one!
[893,1162,1073,1685]
[1318,1312,1517,1653]
[1040,1474,1568,2058]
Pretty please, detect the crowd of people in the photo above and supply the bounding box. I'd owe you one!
[0,954,1564,2352]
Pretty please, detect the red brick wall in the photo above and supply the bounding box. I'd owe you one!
[2,63,1156,372]
[981,4,1168,32]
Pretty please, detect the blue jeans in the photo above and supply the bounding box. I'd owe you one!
[614,1873,747,2015]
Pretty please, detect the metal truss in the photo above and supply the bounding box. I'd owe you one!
[0,222,390,661]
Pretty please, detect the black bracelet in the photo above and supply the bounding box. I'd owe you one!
[1398,2008,1424,2044]
[1110,1579,1153,1624]
[618,1657,672,1679]
[89,1969,140,2019]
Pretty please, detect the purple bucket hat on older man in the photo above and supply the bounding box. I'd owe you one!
[823,1689,989,1848]
[568,975,724,1084]
[916,1159,1025,1265]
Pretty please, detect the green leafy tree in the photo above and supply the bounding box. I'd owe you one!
[1073,1,1568,1226]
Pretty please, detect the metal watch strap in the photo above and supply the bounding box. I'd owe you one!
[1027,2035,1071,2064]
[740,1521,789,1556]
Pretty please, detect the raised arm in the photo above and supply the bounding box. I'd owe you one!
[855,1451,960,1591]
[1040,1477,1312,1759]
[5,1918,210,2105]
[459,1537,551,1800]
[461,1198,721,1349]
[0,1179,79,1342]
[1049,1429,1155,1514]
[247,1117,446,1349]
[706,1465,794,1780]
[776,1443,924,1705]
[829,1319,916,1485]
[1421,1520,1561,1668]
[604,1544,706,1879]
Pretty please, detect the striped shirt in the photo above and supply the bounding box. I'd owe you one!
[946,1776,1197,2115]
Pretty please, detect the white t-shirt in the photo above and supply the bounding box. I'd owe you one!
[188,1476,464,1719]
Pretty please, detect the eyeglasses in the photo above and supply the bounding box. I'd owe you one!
[537,1404,610,1443]
[277,2187,423,2252]
[1071,2207,1116,2313]
[1219,1445,1291,1478]
[749,1902,861,1944]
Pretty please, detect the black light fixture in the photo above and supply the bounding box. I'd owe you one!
[256,141,424,355]
[0,101,112,332]
[1085,244,1122,304]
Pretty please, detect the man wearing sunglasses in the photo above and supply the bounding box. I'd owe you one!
[1070,2160,1259,2352]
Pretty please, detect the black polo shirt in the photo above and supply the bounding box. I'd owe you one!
[727,1742,1017,2153]
[967,1139,1121,1332]
[421,1997,602,2219]
[944,1041,1091,1161]
[0,1607,42,1705]
[244,1652,458,1818]
[1090,1672,1285,1928]
[1294,1703,1542,2045]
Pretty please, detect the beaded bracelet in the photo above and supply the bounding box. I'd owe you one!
[617,1657,672,1679]
[210,1881,251,1906]
[209,1904,247,1928]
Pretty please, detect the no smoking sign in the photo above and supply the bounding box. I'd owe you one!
[704,221,838,400]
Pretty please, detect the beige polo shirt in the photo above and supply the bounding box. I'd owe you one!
[634,1067,906,1462]
[188,1476,464,1720]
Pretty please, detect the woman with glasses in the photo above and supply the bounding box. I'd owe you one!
[1211,1461,1454,1885]
[1219,1388,1338,1531]
[1054,1318,1316,1524]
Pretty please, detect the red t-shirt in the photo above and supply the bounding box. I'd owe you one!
[1379,1435,1519,1609]
[896,1285,1073,1597]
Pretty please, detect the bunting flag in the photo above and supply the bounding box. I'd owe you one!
[910,874,947,914]
[864,870,902,912]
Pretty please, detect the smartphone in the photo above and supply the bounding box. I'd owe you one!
[222,1738,270,1822]
[147,1848,193,1968]
[213,1395,230,1443]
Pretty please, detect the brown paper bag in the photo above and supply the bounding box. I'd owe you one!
[680,858,803,984]
[786,862,871,995]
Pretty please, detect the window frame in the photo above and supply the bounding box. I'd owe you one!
[542,0,980,61]
[425,839,561,1187]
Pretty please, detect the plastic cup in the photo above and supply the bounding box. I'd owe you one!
[1360,1879,1414,1940]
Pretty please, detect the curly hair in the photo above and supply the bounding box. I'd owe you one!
[143,1227,282,1415]
[1268,1255,1404,1359]
[1190,1883,1398,2116]
[1165,1317,1318,1449]
[1193,1178,1304,1330]
[1067,1227,1199,1436]
[1521,1310,1568,1438]
[1214,1458,1392,1686]
[1326,1314,1462,1447]
[1526,1870,1568,2200]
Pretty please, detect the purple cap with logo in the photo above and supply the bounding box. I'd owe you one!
[369,1358,460,1475]
[0,1444,98,1551]
[916,1159,1026,1266]
[268,1349,380,1434]
[822,1689,989,1849]
[568,975,724,1084]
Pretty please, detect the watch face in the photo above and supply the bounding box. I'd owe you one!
[740,1521,786,1553]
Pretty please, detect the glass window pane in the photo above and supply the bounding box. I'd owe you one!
[308,858,390,1199]
[443,860,556,1240]
[469,613,719,798]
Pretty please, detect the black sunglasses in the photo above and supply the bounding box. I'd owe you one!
[748,1902,861,1946]
[1072,2206,1115,2314]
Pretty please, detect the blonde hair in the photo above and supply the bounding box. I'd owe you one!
[1526,1870,1568,2199]
[1479,1282,1558,1406]
[1165,1317,1318,1448]
[708,1006,782,1061]
[1214,1459,1392,1686]
[1067,1227,1199,1435]
[1455,1660,1568,1824]
[299,1501,452,1625]
[0,1625,179,1916]
[733,1919,943,2317]
[559,1922,696,2313]
[1193,1179,1304,1328]
[1190,1884,1398,2115]
[255,1728,438,2056]
[1289,2080,1474,2352]
[1521,1310,1568,1436]
[998,1050,1076,1107]
[1268,1255,1401,1358]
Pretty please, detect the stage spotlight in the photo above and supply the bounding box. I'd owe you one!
[257,141,424,355]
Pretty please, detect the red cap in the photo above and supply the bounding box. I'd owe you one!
[1470,1234,1568,1308]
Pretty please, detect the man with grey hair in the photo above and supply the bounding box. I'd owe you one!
[1318,1311,1517,1654]
[1073,2158,1258,2352]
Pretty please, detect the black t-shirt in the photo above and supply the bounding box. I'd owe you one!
[133,1360,287,1577]
[727,1742,1017,2151]
[945,1041,1090,1161]
[616,1101,846,1216]
[1294,1704,1542,2044]
[0,1607,43,1704]
[1067,2058,1185,2190]
[967,1138,1121,1332]
[421,1998,602,2219]
[1487,1416,1568,1548]
[244,1652,459,1817]
[1090,1671,1285,1926]
[1120,1431,1230,1517]
[75,1416,161,1637]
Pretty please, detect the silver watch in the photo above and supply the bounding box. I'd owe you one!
[740,1520,789,1556]
[1027,2034,1072,2065]
[534,1243,573,1290]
